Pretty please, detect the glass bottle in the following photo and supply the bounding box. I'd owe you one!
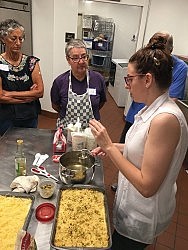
[15,139,27,176]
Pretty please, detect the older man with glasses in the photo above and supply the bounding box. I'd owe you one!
[51,39,107,130]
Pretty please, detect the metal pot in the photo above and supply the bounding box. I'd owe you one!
[59,149,95,185]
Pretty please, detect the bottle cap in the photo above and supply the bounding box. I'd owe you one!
[17,139,23,144]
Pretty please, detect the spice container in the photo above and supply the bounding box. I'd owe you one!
[38,179,56,199]
[66,123,74,143]
[84,127,97,150]
[71,132,86,151]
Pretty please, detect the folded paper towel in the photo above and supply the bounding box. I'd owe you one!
[10,175,40,193]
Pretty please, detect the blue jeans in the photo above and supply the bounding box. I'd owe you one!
[0,118,38,136]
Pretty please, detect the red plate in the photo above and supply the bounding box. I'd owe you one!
[35,203,55,222]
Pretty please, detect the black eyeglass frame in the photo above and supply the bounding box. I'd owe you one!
[124,74,146,85]
[68,54,89,63]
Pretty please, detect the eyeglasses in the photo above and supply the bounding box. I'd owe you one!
[124,74,146,86]
[68,54,89,63]
[7,36,25,43]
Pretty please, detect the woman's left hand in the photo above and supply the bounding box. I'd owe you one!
[90,146,107,157]
[89,119,113,153]
[30,84,38,90]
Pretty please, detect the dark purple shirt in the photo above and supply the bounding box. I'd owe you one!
[50,70,107,120]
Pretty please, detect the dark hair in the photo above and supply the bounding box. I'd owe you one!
[0,19,25,42]
[149,32,173,53]
[129,37,173,90]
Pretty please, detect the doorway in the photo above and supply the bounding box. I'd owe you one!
[78,0,142,59]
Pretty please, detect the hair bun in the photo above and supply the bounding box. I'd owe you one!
[148,36,167,51]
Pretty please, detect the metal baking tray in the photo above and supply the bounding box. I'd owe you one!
[50,184,112,250]
[0,191,35,230]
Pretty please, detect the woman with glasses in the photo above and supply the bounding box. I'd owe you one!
[120,32,187,144]
[89,37,188,249]
[111,31,188,192]
[50,39,106,129]
[0,19,44,136]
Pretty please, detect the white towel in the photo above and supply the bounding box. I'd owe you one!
[10,175,40,193]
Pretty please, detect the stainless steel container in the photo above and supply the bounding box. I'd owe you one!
[59,150,96,185]
[50,185,112,250]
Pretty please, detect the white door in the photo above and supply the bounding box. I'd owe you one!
[78,0,142,59]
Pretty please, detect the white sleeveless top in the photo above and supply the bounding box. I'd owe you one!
[113,92,188,244]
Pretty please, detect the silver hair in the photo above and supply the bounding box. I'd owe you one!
[65,39,87,57]
[0,19,25,41]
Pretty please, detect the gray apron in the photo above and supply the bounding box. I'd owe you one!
[57,70,94,129]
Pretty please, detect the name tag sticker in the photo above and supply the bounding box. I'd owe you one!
[89,88,96,95]
[0,64,9,71]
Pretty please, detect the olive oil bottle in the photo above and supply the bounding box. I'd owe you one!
[15,139,27,176]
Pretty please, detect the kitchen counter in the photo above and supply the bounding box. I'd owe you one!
[0,128,104,250]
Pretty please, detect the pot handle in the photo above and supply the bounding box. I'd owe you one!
[90,165,96,182]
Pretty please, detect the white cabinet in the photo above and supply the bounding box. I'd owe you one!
[108,59,131,109]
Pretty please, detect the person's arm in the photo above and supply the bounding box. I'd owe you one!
[0,77,33,103]
[89,115,180,197]
[2,62,44,100]
[113,143,124,152]
[91,142,124,157]
[99,101,106,109]
[52,102,60,112]
[50,79,60,112]
[97,73,107,110]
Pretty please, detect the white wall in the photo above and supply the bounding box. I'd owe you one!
[32,0,54,112]
[32,0,188,112]
[144,0,188,55]
[32,0,79,112]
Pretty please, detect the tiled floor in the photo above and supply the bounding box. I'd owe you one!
[38,91,188,250]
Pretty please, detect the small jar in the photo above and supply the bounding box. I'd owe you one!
[67,123,74,143]
[38,179,56,199]
[84,127,97,150]
[71,132,86,151]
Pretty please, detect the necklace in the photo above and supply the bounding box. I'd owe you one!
[2,53,22,67]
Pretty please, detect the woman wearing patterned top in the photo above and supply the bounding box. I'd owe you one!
[0,19,44,136]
